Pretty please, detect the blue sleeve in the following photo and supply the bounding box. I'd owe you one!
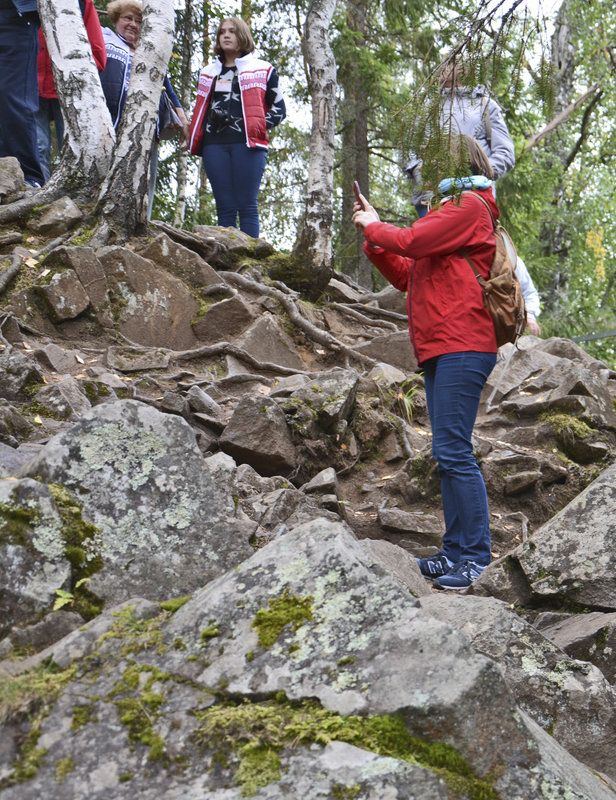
[164,76,181,108]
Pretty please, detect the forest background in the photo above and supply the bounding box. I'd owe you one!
[90,0,616,364]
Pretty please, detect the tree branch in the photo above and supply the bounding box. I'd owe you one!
[525,82,602,151]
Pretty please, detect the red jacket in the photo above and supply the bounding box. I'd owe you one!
[363,189,498,364]
[189,52,273,155]
[38,0,107,99]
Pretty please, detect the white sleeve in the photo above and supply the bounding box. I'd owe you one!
[516,257,541,319]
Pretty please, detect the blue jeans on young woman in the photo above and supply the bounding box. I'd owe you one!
[202,142,267,238]
[422,350,497,566]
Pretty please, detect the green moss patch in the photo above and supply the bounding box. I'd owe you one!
[97,606,166,656]
[108,665,173,762]
[251,589,314,649]
[0,662,77,788]
[49,484,104,620]
[192,695,498,799]
[160,595,192,613]
[0,503,39,549]
[54,756,74,783]
[540,411,594,439]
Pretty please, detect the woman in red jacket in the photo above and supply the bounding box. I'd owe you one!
[353,136,498,589]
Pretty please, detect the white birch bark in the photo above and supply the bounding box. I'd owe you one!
[38,0,115,199]
[292,0,338,298]
[94,0,175,243]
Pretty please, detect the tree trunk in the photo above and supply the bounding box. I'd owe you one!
[338,0,372,288]
[173,0,195,227]
[0,0,115,223]
[93,0,175,244]
[40,0,116,198]
[291,0,338,300]
[539,0,576,312]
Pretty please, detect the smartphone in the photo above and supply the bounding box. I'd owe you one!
[353,180,366,210]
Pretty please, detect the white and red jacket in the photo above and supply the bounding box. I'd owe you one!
[189,52,274,155]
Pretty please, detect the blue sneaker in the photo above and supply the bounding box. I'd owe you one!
[416,551,453,578]
[433,559,487,590]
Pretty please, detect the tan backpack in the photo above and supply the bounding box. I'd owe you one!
[459,190,527,347]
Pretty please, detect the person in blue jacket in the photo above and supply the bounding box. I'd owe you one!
[0,0,45,187]
[99,0,189,216]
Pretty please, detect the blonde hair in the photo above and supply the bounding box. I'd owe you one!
[107,0,142,24]
[213,17,255,57]
[451,134,494,180]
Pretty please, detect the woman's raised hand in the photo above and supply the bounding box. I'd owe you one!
[352,195,380,230]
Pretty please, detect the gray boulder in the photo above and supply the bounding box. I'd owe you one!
[418,593,616,779]
[33,376,92,420]
[354,331,417,373]
[219,395,297,477]
[192,293,256,342]
[35,269,90,322]
[139,233,222,287]
[473,461,616,610]
[288,367,359,435]
[233,315,305,371]
[27,196,83,236]
[41,246,114,328]
[0,478,72,635]
[19,400,256,605]
[0,403,34,449]
[539,611,616,685]
[96,247,199,350]
[0,520,613,800]
[0,349,43,401]
[0,156,23,200]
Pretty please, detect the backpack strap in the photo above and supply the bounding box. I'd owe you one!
[459,247,488,291]
[458,190,495,291]
[465,189,496,229]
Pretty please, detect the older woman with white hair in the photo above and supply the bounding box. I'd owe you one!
[100,0,189,215]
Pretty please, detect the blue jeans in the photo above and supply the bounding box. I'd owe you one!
[35,97,64,183]
[202,142,267,238]
[0,8,44,186]
[422,351,497,566]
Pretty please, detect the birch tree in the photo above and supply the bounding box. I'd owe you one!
[0,0,175,246]
[291,0,338,299]
[93,1,175,243]
[0,0,115,224]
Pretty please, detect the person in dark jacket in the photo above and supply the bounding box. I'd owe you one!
[353,135,498,590]
[0,0,44,186]
[35,0,107,183]
[99,0,189,216]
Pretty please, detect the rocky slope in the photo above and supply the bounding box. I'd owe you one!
[2,177,616,798]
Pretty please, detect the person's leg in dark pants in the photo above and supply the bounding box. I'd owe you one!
[0,8,44,186]
[34,96,63,183]
[202,143,239,229]
[423,351,497,567]
[228,143,267,238]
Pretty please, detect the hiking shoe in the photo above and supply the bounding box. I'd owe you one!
[416,551,453,578]
[433,560,486,590]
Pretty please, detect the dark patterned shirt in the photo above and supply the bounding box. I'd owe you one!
[203,64,286,145]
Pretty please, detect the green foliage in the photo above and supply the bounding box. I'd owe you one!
[192,694,499,798]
